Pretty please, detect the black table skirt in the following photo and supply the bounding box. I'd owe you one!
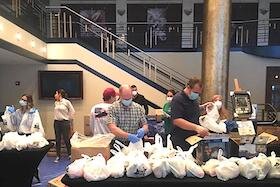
[0,143,53,187]
[61,173,280,187]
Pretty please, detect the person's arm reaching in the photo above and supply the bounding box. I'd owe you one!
[143,96,149,115]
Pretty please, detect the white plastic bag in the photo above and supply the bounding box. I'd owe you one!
[126,151,152,178]
[252,153,272,180]
[202,159,220,177]
[107,144,127,178]
[168,155,186,178]
[83,154,110,181]
[238,157,258,179]
[66,154,91,179]
[177,145,204,178]
[215,150,240,181]
[149,158,170,178]
[199,104,226,133]
[268,152,280,178]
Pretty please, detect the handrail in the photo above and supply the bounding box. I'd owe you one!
[256,103,278,125]
[45,5,190,81]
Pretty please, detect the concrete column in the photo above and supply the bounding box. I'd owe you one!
[201,0,231,104]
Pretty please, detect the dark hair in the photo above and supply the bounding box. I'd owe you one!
[187,78,202,89]
[22,94,34,108]
[130,85,137,89]
[57,89,68,99]
[167,89,176,96]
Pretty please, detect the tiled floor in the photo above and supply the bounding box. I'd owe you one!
[32,156,70,187]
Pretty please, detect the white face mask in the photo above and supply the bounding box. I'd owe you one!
[19,99,27,107]
[214,100,222,109]
[166,97,173,102]
[132,91,138,96]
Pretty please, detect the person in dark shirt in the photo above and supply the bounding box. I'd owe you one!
[171,78,212,150]
[131,85,149,115]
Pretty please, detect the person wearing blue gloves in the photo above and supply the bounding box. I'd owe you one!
[107,84,148,144]
[2,94,45,135]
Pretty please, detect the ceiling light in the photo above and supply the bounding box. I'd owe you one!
[31,41,36,48]
[16,33,22,41]
[41,46,47,53]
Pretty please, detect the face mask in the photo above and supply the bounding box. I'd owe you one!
[122,98,132,106]
[214,100,222,109]
[132,91,138,96]
[166,97,173,102]
[188,92,199,100]
[19,99,27,106]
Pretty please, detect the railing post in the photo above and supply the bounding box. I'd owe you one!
[69,14,72,38]
[50,12,53,38]
[112,40,115,59]
[106,37,109,56]
[143,58,146,76]
[101,33,104,52]
[240,26,244,46]
[127,48,130,57]
[63,12,67,38]
[149,27,153,48]
[58,12,61,38]
[145,32,148,46]
[154,64,157,82]
[194,26,198,48]
[149,61,151,79]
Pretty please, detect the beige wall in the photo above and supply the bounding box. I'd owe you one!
[0,64,123,139]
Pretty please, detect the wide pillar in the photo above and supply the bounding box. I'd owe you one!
[201,0,231,104]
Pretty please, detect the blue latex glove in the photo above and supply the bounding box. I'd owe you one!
[128,133,140,143]
[7,105,15,113]
[29,108,37,114]
[225,120,238,133]
[136,128,145,139]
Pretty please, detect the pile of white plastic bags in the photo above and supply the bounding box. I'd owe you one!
[66,133,280,182]
[0,131,49,151]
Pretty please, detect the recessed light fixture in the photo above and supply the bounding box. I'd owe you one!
[16,33,22,41]
[275,75,279,79]
[31,41,36,48]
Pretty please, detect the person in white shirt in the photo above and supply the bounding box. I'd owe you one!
[53,89,75,163]
[90,88,117,135]
[2,94,45,135]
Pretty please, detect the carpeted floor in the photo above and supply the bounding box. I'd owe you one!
[32,156,70,187]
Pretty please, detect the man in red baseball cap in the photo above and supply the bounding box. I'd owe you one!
[90,87,117,135]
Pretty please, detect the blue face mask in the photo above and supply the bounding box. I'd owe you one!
[122,98,132,106]
[188,92,199,100]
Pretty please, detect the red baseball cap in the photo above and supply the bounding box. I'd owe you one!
[103,88,118,100]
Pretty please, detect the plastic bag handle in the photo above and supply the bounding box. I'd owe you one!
[110,149,118,155]
[115,140,127,148]
[113,143,122,152]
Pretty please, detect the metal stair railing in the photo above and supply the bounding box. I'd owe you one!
[45,6,190,91]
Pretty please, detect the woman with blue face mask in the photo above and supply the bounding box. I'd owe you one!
[2,94,45,136]
[170,78,210,151]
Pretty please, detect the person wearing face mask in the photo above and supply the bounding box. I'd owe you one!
[53,89,75,163]
[170,78,212,150]
[2,94,45,135]
[90,88,117,135]
[107,85,148,144]
[162,89,176,135]
[130,85,149,115]
[211,95,230,120]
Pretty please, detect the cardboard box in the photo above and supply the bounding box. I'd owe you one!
[48,174,67,187]
[231,131,278,158]
[71,145,110,162]
[84,116,93,136]
[155,109,164,122]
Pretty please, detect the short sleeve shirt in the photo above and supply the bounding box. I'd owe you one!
[171,91,200,139]
[107,100,147,135]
